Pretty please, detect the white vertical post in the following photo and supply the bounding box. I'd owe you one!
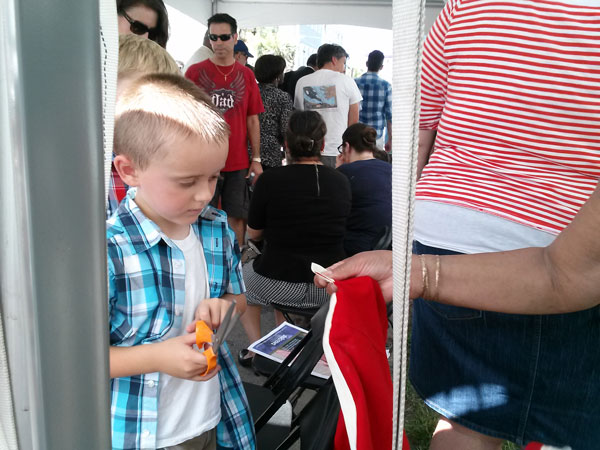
[0,0,111,448]
[391,0,426,448]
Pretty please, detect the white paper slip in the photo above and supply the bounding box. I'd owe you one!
[311,262,335,284]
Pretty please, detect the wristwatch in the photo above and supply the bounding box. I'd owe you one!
[251,157,262,163]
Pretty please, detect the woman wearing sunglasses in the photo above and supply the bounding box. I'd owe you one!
[117,0,169,48]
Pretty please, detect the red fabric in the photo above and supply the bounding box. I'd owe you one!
[525,444,543,450]
[403,431,410,449]
[324,276,393,450]
[111,163,128,204]
[185,59,264,172]
[524,443,569,450]
[334,412,349,450]
[332,415,410,450]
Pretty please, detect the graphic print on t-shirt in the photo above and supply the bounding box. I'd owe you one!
[302,85,338,110]
[196,70,246,114]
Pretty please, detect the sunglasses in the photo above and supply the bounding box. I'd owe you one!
[209,33,233,42]
[120,10,157,38]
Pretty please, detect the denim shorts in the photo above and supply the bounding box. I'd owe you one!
[409,241,600,449]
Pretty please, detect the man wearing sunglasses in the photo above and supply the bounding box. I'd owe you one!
[185,13,264,248]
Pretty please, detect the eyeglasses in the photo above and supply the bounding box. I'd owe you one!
[120,10,157,38]
[337,143,346,154]
[209,34,233,42]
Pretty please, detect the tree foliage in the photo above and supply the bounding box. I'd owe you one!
[240,27,296,68]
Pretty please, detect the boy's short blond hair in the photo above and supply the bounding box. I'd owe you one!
[114,73,230,169]
[118,34,181,78]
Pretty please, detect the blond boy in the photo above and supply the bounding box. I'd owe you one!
[108,74,250,450]
[108,34,181,217]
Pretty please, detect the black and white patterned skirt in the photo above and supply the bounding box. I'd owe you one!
[243,262,329,308]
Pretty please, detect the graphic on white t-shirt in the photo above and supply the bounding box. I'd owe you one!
[303,85,338,110]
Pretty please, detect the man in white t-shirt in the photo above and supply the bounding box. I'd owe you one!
[294,44,362,168]
[183,30,214,73]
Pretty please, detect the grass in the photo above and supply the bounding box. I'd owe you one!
[400,308,520,450]
[404,381,439,449]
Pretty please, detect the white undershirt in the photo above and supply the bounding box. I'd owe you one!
[156,227,221,448]
[414,201,556,254]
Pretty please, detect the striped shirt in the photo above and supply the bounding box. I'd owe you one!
[418,0,600,235]
[107,190,253,450]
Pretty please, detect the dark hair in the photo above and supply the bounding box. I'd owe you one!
[317,44,349,69]
[207,13,237,35]
[117,0,169,48]
[342,123,378,154]
[202,29,211,47]
[306,53,317,68]
[367,50,384,72]
[373,148,391,163]
[255,55,286,84]
[285,111,327,161]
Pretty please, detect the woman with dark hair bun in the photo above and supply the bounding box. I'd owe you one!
[238,110,352,365]
[117,0,169,48]
[254,55,293,169]
[337,122,392,255]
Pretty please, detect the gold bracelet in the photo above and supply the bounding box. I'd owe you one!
[419,254,429,299]
[433,255,441,301]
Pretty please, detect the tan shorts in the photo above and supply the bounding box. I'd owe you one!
[159,428,216,450]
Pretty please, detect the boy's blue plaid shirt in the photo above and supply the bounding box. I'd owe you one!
[355,72,392,139]
[107,189,255,450]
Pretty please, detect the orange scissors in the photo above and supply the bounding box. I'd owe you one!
[195,300,237,375]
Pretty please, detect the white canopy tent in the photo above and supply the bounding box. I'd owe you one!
[0,0,436,448]
[163,1,435,448]
[166,0,443,29]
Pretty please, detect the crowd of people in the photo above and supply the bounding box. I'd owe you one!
[108,1,599,450]
[110,2,392,449]
[318,1,600,450]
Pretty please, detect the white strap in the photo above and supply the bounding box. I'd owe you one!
[391,0,427,448]
[0,314,18,450]
[99,0,118,209]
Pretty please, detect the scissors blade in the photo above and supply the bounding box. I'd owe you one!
[222,311,239,342]
[212,300,237,354]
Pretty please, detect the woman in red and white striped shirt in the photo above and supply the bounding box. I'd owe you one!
[411,1,600,449]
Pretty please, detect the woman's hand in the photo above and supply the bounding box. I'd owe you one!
[314,250,393,302]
